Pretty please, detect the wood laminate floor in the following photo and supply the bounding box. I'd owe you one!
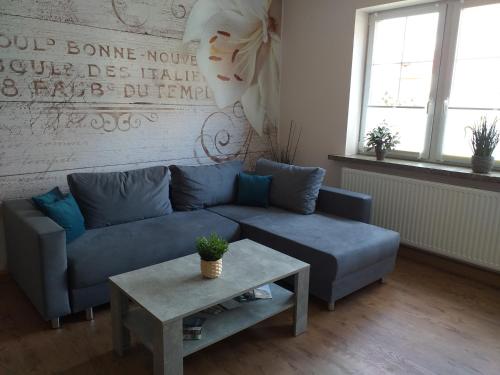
[1,255,499,375]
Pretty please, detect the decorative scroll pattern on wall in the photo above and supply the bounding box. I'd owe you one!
[0,0,281,202]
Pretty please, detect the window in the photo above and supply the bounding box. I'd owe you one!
[442,3,500,160]
[360,0,500,166]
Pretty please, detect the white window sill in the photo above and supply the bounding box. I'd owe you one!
[328,154,500,185]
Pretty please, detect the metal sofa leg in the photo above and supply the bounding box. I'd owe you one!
[86,307,94,321]
[380,277,387,284]
[51,318,61,329]
[328,302,335,311]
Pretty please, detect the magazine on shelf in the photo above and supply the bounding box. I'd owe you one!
[220,299,243,310]
[235,284,273,302]
[202,305,225,315]
[182,285,274,340]
[254,284,272,299]
[183,316,206,340]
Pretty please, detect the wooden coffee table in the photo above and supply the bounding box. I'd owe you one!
[109,239,310,375]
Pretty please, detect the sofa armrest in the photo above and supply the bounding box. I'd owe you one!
[3,199,71,320]
[316,186,372,224]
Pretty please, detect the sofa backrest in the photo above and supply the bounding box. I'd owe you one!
[68,166,172,229]
[255,159,326,215]
[169,160,244,211]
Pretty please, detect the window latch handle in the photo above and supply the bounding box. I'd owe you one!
[426,99,433,114]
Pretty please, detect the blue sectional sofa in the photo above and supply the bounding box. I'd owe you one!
[3,160,400,327]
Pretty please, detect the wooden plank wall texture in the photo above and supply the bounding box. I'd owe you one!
[0,0,281,270]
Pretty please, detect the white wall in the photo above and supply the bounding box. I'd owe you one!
[280,0,432,185]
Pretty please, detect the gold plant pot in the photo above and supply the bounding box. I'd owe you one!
[200,259,223,279]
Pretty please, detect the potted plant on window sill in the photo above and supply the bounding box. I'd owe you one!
[366,122,400,161]
[197,234,229,279]
[467,116,499,174]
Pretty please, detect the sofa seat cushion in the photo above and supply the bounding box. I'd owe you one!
[206,204,286,222]
[240,211,400,280]
[67,210,240,289]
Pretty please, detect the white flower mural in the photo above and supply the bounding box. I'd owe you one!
[183,0,280,136]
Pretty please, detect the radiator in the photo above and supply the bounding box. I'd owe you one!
[341,168,500,272]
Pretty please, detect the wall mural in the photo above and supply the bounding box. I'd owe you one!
[183,0,280,136]
[0,0,282,201]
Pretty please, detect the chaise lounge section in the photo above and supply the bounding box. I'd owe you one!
[3,161,400,327]
[208,187,399,310]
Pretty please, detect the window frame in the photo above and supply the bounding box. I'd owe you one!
[358,0,500,170]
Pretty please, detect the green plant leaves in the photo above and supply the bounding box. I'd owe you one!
[365,122,400,152]
[196,233,229,261]
[467,116,500,157]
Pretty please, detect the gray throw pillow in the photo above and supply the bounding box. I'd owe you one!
[255,159,326,214]
[68,166,172,229]
[170,160,244,211]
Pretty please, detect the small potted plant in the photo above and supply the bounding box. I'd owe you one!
[366,122,400,161]
[197,233,229,279]
[467,116,499,174]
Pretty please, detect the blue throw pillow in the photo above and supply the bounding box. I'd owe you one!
[237,173,272,208]
[43,194,85,243]
[32,187,64,212]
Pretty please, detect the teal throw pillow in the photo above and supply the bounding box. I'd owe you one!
[237,173,272,208]
[32,187,64,212]
[43,194,86,243]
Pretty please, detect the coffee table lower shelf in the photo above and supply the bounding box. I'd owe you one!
[122,283,294,357]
